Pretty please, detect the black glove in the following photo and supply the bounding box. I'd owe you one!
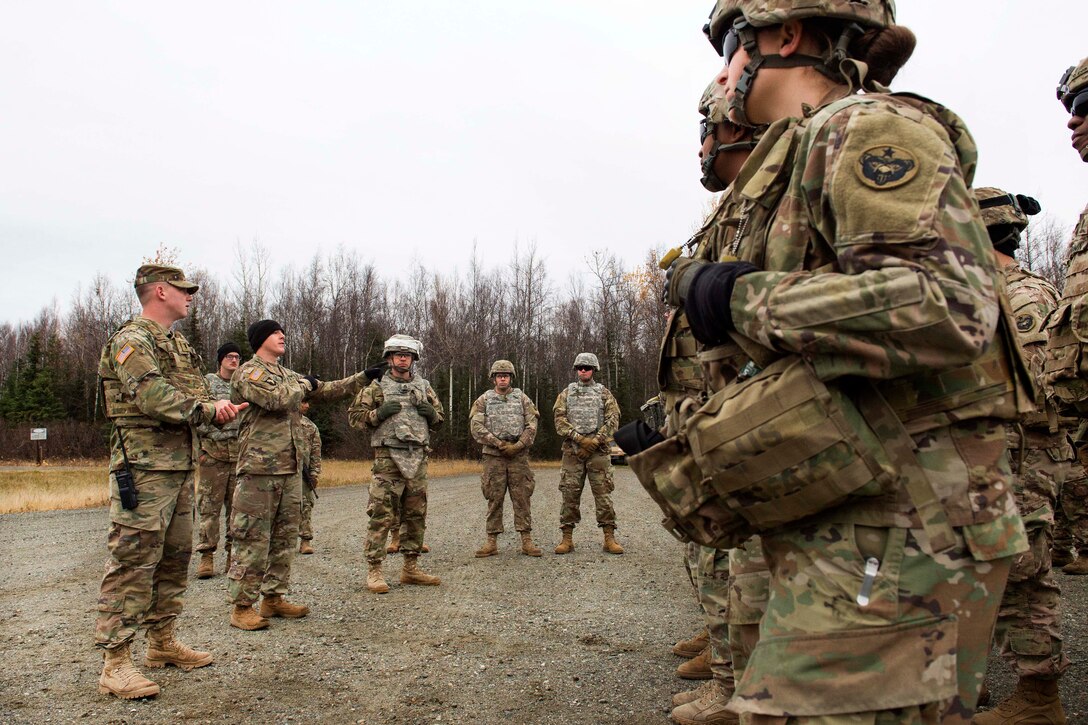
[684,261,759,344]
[416,401,438,423]
[663,257,708,307]
[301,375,320,392]
[375,400,401,422]
[614,420,665,456]
[364,362,388,382]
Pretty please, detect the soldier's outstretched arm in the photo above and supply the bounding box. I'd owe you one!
[308,371,368,402]
[109,331,216,426]
[234,367,306,412]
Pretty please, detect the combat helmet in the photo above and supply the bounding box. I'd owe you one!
[703,0,896,126]
[573,352,600,370]
[382,334,423,360]
[973,187,1041,256]
[1058,57,1088,160]
[489,359,516,379]
[699,79,765,192]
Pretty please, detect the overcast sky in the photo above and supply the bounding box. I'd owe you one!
[2,1,1085,325]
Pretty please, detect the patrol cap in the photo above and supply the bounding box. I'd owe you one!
[134,264,199,293]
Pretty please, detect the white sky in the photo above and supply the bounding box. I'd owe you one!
[2,1,1085,325]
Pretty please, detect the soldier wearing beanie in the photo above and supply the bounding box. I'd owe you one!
[95,264,245,699]
[193,340,244,579]
[226,319,368,630]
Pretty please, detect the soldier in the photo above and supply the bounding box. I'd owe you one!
[95,264,245,699]
[227,319,366,630]
[348,334,444,594]
[974,188,1071,724]
[469,359,542,558]
[194,341,243,579]
[661,2,1031,719]
[297,401,321,555]
[1045,57,1088,577]
[552,353,623,555]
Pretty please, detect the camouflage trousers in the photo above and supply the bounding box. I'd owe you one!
[558,452,616,529]
[195,454,237,553]
[1055,443,1088,554]
[226,472,302,605]
[694,545,734,690]
[731,521,1017,724]
[365,453,428,563]
[991,436,1072,680]
[95,469,194,648]
[482,452,535,534]
[727,536,769,688]
[299,482,316,540]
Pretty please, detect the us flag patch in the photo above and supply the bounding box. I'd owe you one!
[249,368,264,381]
[116,345,135,364]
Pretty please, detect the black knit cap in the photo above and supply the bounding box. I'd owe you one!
[247,319,284,354]
[216,341,242,365]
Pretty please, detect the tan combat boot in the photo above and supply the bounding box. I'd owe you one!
[972,676,1066,725]
[299,539,314,555]
[196,552,215,579]
[603,526,624,554]
[1062,551,1088,575]
[259,594,310,619]
[520,532,542,557]
[145,622,213,670]
[230,604,270,631]
[386,529,401,554]
[98,643,160,699]
[676,647,713,680]
[672,680,715,707]
[367,562,390,594]
[554,527,574,554]
[475,534,499,558]
[673,628,710,659]
[400,554,441,586]
[1051,547,1074,569]
[670,680,738,725]
[421,542,431,553]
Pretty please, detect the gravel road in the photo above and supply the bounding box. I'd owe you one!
[1,467,1086,724]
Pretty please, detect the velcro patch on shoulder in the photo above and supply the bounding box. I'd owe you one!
[855,145,918,189]
[249,368,264,381]
[116,344,135,365]
[1016,314,1036,333]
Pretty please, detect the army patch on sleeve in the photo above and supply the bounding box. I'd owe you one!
[855,145,918,189]
[116,344,135,365]
[249,368,264,381]
[1017,314,1036,333]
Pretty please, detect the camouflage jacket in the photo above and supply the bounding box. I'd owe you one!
[347,372,444,455]
[198,372,240,462]
[1003,263,1064,436]
[1044,202,1088,409]
[298,414,322,486]
[98,316,216,472]
[723,94,1028,529]
[232,356,365,475]
[469,387,540,456]
[553,381,619,456]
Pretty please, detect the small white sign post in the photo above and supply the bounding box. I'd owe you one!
[30,428,47,465]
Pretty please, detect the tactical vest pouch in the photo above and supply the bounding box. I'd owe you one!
[630,356,956,552]
[1044,300,1088,410]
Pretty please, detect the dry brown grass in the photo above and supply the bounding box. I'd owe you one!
[0,457,562,514]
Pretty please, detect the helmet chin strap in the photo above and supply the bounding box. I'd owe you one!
[700,138,759,192]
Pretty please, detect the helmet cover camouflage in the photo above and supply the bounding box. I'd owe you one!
[383,334,423,360]
[489,359,516,378]
[573,352,600,370]
[1058,57,1088,105]
[974,187,1040,232]
[705,0,896,50]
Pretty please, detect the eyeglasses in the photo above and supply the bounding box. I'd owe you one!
[223,354,241,361]
[575,366,595,372]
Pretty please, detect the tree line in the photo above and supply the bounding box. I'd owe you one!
[0,241,671,461]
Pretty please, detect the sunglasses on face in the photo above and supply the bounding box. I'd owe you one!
[575,366,594,372]
[704,22,741,63]
[1065,90,1088,118]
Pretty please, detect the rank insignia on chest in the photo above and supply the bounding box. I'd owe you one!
[249,368,264,381]
[116,344,135,365]
[856,145,918,189]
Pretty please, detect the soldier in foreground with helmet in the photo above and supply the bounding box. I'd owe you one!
[296,401,322,555]
[95,264,245,699]
[1045,57,1088,579]
[552,353,623,555]
[973,188,1070,724]
[227,319,367,631]
[653,1,1033,720]
[194,341,243,579]
[349,334,444,593]
[469,359,542,558]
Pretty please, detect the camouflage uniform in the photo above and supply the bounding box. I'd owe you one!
[988,260,1073,682]
[348,371,444,563]
[96,315,218,648]
[470,387,540,534]
[227,358,364,605]
[195,372,239,557]
[553,380,620,529]
[677,29,1030,715]
[297,414,322,542]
